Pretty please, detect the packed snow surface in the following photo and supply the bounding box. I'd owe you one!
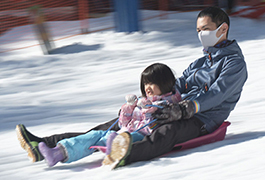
[0,10,265,180]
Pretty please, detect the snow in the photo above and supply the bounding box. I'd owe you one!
[1,10,265,180]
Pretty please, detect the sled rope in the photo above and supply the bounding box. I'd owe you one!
[90,118,119,151]
[133,118,158,133]
[145,104,164,109]
[134,104,163,132]
[93,104,162,149]
[101,118,119,137]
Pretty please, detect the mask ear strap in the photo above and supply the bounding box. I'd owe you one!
[217,22,225,30]
[216,22,226,38]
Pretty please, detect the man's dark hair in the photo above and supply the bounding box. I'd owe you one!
[197,6,230,37]
[140,63,176,97]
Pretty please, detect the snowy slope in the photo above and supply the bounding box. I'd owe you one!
[0,10,265,180]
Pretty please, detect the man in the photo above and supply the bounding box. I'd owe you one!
[16,6,247,167]
[101,6,248,169]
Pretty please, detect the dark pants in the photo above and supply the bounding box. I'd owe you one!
[126,116,206,164]
[43,117,120,148]
[43,116,206,165]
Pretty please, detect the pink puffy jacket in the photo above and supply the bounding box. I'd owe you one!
[118,90,182,135]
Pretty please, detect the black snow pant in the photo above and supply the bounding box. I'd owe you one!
[43,117,120,148]
[126,116,207,164]
[42,116,207,165]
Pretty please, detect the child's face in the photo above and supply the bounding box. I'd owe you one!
[144,83,162,97]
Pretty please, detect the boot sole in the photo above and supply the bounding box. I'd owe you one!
[16,125,40,162]
[102,132,132,169]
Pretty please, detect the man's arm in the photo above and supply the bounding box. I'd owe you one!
[193,57,247,113]
[175,57,205,94]
[154,56,247,123]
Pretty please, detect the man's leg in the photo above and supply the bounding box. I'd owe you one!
[43,117,119,147]
[16,117,119,162]
[127,117,204,163]
[103,117,205,168]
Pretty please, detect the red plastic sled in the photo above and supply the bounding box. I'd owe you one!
[90,146,107,153]
[90,121,231,153]
[173,121,231,151]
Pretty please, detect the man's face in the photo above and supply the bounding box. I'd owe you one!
[197,16,218,32]
[196,16,226,44]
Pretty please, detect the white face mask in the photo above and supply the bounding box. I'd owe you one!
[198,23,225,50]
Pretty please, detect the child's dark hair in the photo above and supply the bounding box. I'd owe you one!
[140,63,176,97]
[197,6,230,37]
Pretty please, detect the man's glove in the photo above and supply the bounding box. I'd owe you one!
[179,100,195,119]
[152,100,195,124]
[152,104,182,124]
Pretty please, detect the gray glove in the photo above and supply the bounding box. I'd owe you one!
[152,100,195,124]
[179,100,195,119]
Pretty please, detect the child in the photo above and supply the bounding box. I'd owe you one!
[38,63,182,167]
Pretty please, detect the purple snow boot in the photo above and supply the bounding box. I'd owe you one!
[102,132,118,165]
[106,132,118,155]
[38,142,66,167]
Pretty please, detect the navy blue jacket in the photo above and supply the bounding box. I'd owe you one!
[175,40,248,133]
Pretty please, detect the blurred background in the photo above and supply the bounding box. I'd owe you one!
[0,0,264,53]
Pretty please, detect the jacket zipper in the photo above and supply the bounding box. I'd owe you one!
[193,52,212,79]
[208,53,213,66]
[187,53,212,94]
